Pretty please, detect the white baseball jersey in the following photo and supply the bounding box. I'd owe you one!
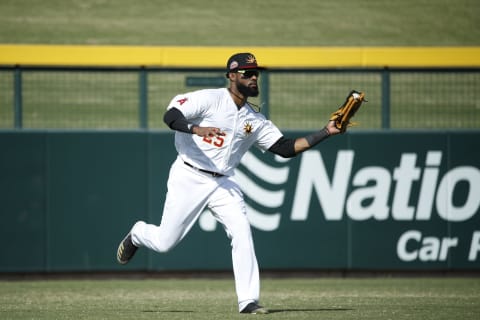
[167,88,283,176]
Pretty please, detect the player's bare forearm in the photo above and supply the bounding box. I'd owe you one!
[295,120,341,154]
[293,137,311,154]
[192,126,226,138]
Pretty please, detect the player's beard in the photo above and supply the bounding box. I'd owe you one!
[237,81,259,97]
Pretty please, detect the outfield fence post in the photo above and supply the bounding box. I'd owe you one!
[14,66,23,129]
[139,67,148,129]
[381,68,391,129]
[260,70,270,118]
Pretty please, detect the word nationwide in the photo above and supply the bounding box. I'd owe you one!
[291,150,480,222]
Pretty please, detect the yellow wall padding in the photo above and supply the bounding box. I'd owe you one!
[1,45,479,67]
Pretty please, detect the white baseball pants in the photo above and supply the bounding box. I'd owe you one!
[131,157,260,312]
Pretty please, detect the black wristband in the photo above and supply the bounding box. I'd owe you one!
[305,127,330,147]
[188,124,197,133]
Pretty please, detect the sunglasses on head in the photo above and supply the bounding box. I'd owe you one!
[236,69,260,78]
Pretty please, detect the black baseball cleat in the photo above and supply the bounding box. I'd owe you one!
[116,233,138,264]
[240,302,269,314]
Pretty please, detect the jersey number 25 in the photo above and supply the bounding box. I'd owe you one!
[203,136,224,147]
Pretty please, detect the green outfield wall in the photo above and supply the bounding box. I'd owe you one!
[0,130,479,272]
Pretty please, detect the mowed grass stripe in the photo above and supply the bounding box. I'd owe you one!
[0,277,479,320]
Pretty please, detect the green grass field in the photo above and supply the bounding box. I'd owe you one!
[0,0,479,46]
[1,277,479,319]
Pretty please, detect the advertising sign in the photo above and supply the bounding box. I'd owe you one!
[196,132,480,270]
[1,131,478,272]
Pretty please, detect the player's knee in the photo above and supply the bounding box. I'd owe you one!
[151,234,179,253]
[151,243,170,253]
[229,222,253,249]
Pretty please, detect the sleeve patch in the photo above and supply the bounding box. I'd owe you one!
[177,97,188,105]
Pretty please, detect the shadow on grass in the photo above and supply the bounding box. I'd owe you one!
[142,310,194,313]
[141,307,353,314]
[268,307,353,314]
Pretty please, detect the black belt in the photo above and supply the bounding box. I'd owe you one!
[184,161,224,177]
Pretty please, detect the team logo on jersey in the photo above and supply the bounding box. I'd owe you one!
[243,122,253,135]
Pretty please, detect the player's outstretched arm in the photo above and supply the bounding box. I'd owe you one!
[269,120,341,158]
[294,120,341,153]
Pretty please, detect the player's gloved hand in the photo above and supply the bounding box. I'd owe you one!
[329,90,366,133]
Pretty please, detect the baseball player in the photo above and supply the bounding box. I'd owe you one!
[117,52,342,314]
